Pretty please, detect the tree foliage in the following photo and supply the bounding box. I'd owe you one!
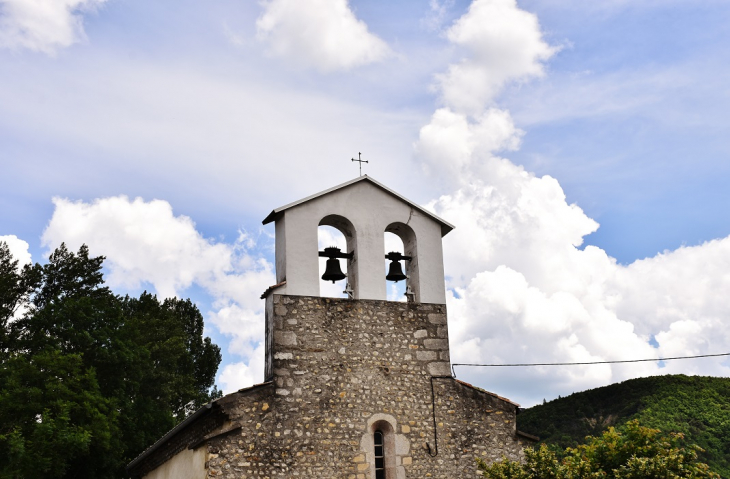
[0,242,222,478]
[479,420,720,479]
[517,375,730,477]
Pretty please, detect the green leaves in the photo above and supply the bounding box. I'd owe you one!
[0,242,222,478]
[0,350,115,478]
[479,421,720,479]
[517,375,730,476]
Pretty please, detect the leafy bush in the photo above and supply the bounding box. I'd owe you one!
[479,421,720,479]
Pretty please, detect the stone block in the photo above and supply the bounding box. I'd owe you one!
[427,362,452,376]
[414,329,428,339]
[395,434,410,454]
[416,351,438,361]
[427,313,447,325]
[423,339,448,350]
[274,331,297,346]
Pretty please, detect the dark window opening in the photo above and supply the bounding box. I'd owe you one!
[374,430,385,479]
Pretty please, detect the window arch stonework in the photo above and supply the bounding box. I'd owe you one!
[357,413,410,479]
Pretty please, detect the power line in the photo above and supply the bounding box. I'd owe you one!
[451,352,730,376]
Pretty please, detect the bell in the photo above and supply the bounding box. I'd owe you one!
[321,247,347,283]
[385,252,408,282]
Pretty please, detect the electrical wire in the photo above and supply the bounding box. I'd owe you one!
[451,352,730,376]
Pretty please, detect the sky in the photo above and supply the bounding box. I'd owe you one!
[2,0,730,408]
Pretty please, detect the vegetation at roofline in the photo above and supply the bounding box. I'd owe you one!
[0,242,222,478]
[479,420,720,478]
[516,374,730,477]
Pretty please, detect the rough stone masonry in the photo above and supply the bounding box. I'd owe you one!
[128,294,534,479]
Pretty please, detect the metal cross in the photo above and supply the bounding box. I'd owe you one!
[351,152,368,176]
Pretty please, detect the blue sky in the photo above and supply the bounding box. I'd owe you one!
[2,0,730,407]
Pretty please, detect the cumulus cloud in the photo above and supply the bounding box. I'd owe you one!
[416,0,556,185]
[437,0,557,115]
[41,196,275,394]
[255,0,391,72]
[0,0,106,54]
[412,0,730,405]
[416,107,523,186]
[218,342,267,392]
[0,234,32,267]
[440,184,730,405]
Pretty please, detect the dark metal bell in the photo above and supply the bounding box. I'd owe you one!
[322,257,346,283]
[385,252,408,282]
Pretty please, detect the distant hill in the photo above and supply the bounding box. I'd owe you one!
[517,375,730,477]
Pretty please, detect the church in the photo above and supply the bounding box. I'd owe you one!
[127,176,536,479]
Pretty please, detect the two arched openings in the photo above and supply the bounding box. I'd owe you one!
[317,216,417,301]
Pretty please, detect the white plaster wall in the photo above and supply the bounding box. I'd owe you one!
[142,447,207,479]
[275,181,447,304]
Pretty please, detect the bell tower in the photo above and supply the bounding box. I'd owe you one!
[128,176,532,479]
[261,175,454,303]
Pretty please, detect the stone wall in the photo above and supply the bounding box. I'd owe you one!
[203,294,527,478]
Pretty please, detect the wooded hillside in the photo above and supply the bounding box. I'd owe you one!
[518,375,730,477]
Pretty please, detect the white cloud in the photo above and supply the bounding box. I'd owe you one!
[42,196,237,299]
[416,107,523,186]
[436,0,558,115]
[0,0,106,54]
[412,0,730,406]
[218,342,267,393]
[41,196,276,393]
[416,0,556,186]
[0,234,32,267]
[255,0,391,72]
[434,173,730,406]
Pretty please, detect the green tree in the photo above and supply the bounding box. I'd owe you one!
[0,350,116,478]
[478,421,720,479]
[0,242,40,354]
[0,242,222,478]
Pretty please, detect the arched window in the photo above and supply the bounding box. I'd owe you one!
[374,430,386,479]
[368,419,396,479]
[318,214,357,299]
[318,225,348,298]
[385,222,418,302]
[384,231,407,302]
[361,414,408,479]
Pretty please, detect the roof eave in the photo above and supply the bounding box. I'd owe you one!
[261,175,454,236]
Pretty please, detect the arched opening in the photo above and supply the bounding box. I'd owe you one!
[385,222,418,302]
[318,215,357,299]
[370,420,396,479]
[373,430,385,479]
[383,232,406,302]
